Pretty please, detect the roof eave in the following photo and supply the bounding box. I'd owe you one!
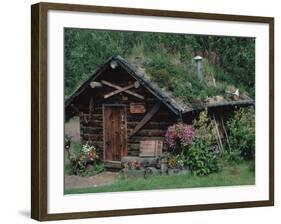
[65,56,115,109]
[182,99,255,114]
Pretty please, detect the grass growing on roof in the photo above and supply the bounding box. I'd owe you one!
[130,50,230,103]
[65,160,255,194]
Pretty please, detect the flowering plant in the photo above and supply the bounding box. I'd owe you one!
[167,154,186,169]
[165,123,195,153]
[80,143,99,162]
[131,160,142,170]
[124,160,142,170]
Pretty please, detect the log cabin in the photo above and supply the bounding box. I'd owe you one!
[65,55,254,165]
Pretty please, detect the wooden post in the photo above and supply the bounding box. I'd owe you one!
[89,81,103,88]
[212,115,224,153]
[220,116,231,151]
[210,119,221,152]
[89,97,94,119]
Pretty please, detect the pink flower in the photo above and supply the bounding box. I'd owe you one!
[165,123,195,149]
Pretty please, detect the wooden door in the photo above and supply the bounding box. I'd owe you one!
[103,105,127,161]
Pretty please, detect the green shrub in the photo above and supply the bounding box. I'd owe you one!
[225,149,243,166]
[167,154,186,169]
[183,110,222,176]
[226,108,255,160]
[81,163,105,177]
[185,139,222,176]
[193,109,216,144]
[65,163,74,175]
[248,160,255,173]
[66,142,104,176]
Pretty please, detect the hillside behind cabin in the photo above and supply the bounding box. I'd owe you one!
[64,28,255,106]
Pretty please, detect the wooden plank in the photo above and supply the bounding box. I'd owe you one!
[127,151,139,157]
[82,127,103,134]
[127,121,172,129]
[139,140,163,157]
[155,141,163,156]
[101,80,144,99]
[104,83,135,99]
[89,98,94,110]
[81,133,103,141]
[103,106,112,160]
[140,141,156,157]
[80,113,102,119]
[84,120,103,127]
[220,116,231,151]
[212,115,224,153]
[128,136,164,143]
[135,129,166,137]
[129,102,161,137]
[128,143,140,151]
[104,160,122,169]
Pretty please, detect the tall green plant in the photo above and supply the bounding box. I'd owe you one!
[226,108,255,160]
[184,109,222,176]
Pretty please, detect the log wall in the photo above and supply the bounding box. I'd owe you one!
[76,69,178,159]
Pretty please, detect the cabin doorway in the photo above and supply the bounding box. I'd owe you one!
[103,105,128,161]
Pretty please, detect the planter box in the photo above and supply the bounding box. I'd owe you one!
[121,156,160,168]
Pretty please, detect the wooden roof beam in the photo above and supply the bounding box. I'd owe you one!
[101,80,144,100]
[104,83,135,99]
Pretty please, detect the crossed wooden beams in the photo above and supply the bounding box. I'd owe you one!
[89,79,161,137]
[93,80,144,100]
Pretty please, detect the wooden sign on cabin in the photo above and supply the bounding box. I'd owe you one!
[139,140,163,157]
[130,103,146,114]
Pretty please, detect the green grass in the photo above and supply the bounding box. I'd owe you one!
[139,51,232,103]
[65,161,255,194]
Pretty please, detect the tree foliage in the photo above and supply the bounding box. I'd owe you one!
[226,108,255,160]
[188,36,255,96]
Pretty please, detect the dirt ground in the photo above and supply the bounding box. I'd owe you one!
[64,171,119,190]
